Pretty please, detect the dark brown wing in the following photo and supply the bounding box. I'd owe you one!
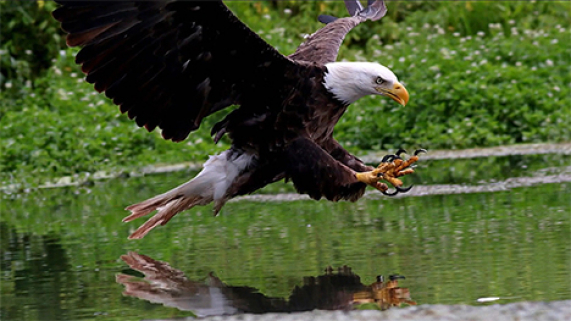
[288,0,387,65]
[53,1,297,141]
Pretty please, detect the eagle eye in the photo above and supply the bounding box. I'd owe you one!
[375,77,384,85]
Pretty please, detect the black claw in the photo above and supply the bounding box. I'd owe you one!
[414,148,427,156]
[382,189,399,196]
[396,185,413,193]
[381,155,396,163]
[395,149,407,157]
[389,275,406,281]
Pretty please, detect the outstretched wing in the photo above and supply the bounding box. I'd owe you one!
[53,1,297,141]
[289,0,387,65]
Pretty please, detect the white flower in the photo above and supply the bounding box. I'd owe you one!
[283,8,291,14]
[546,59,554,66]
[5,82,12,88]
[515,61,522,67]
[551,39,559,44]
[477,31,485,37]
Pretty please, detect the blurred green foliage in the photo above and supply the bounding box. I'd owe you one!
[0,1,63,105]
[1,1,570,185]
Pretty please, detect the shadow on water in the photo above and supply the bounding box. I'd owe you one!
[1,153,570,320]
[116,252,415,318]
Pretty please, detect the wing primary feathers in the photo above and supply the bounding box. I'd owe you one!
[289,0,387,64]
[344,0,364,16]
[361,0,387,21]
[53,0,299,142]
[318,15,338,25]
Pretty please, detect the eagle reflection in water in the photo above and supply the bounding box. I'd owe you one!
[116,252,416,317]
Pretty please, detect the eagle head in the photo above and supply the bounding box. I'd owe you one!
[323,62,409,106]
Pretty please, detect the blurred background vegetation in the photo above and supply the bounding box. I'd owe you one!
[1,1,570,186]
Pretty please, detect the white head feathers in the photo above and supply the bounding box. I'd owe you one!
[323,62,400,105]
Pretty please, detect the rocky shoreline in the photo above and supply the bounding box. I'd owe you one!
[198,300,571,321]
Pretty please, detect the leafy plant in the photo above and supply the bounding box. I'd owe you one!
[1,1,570,185]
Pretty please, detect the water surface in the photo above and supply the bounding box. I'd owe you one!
[1,154,570,320]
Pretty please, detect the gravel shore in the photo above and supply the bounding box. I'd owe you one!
[199,300,571,321]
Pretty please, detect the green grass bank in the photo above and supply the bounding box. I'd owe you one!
[1,1,570,186]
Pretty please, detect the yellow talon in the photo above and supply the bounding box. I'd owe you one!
[355,150,424,194]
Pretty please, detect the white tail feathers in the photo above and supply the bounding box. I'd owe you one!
[123,150,254,239]
[123,186,210,240]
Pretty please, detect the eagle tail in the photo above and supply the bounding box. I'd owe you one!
[123,149,254,239]
[123,183,211,240]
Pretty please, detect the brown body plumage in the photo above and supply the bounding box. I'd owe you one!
[53,0,411,239]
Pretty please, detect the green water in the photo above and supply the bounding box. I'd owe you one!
[1,155,570,320]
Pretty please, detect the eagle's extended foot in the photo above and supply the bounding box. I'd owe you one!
[355,149,425,196]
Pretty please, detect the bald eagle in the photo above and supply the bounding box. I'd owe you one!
[53,0,421,239]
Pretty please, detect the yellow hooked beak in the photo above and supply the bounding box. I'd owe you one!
[376,81,409,106]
